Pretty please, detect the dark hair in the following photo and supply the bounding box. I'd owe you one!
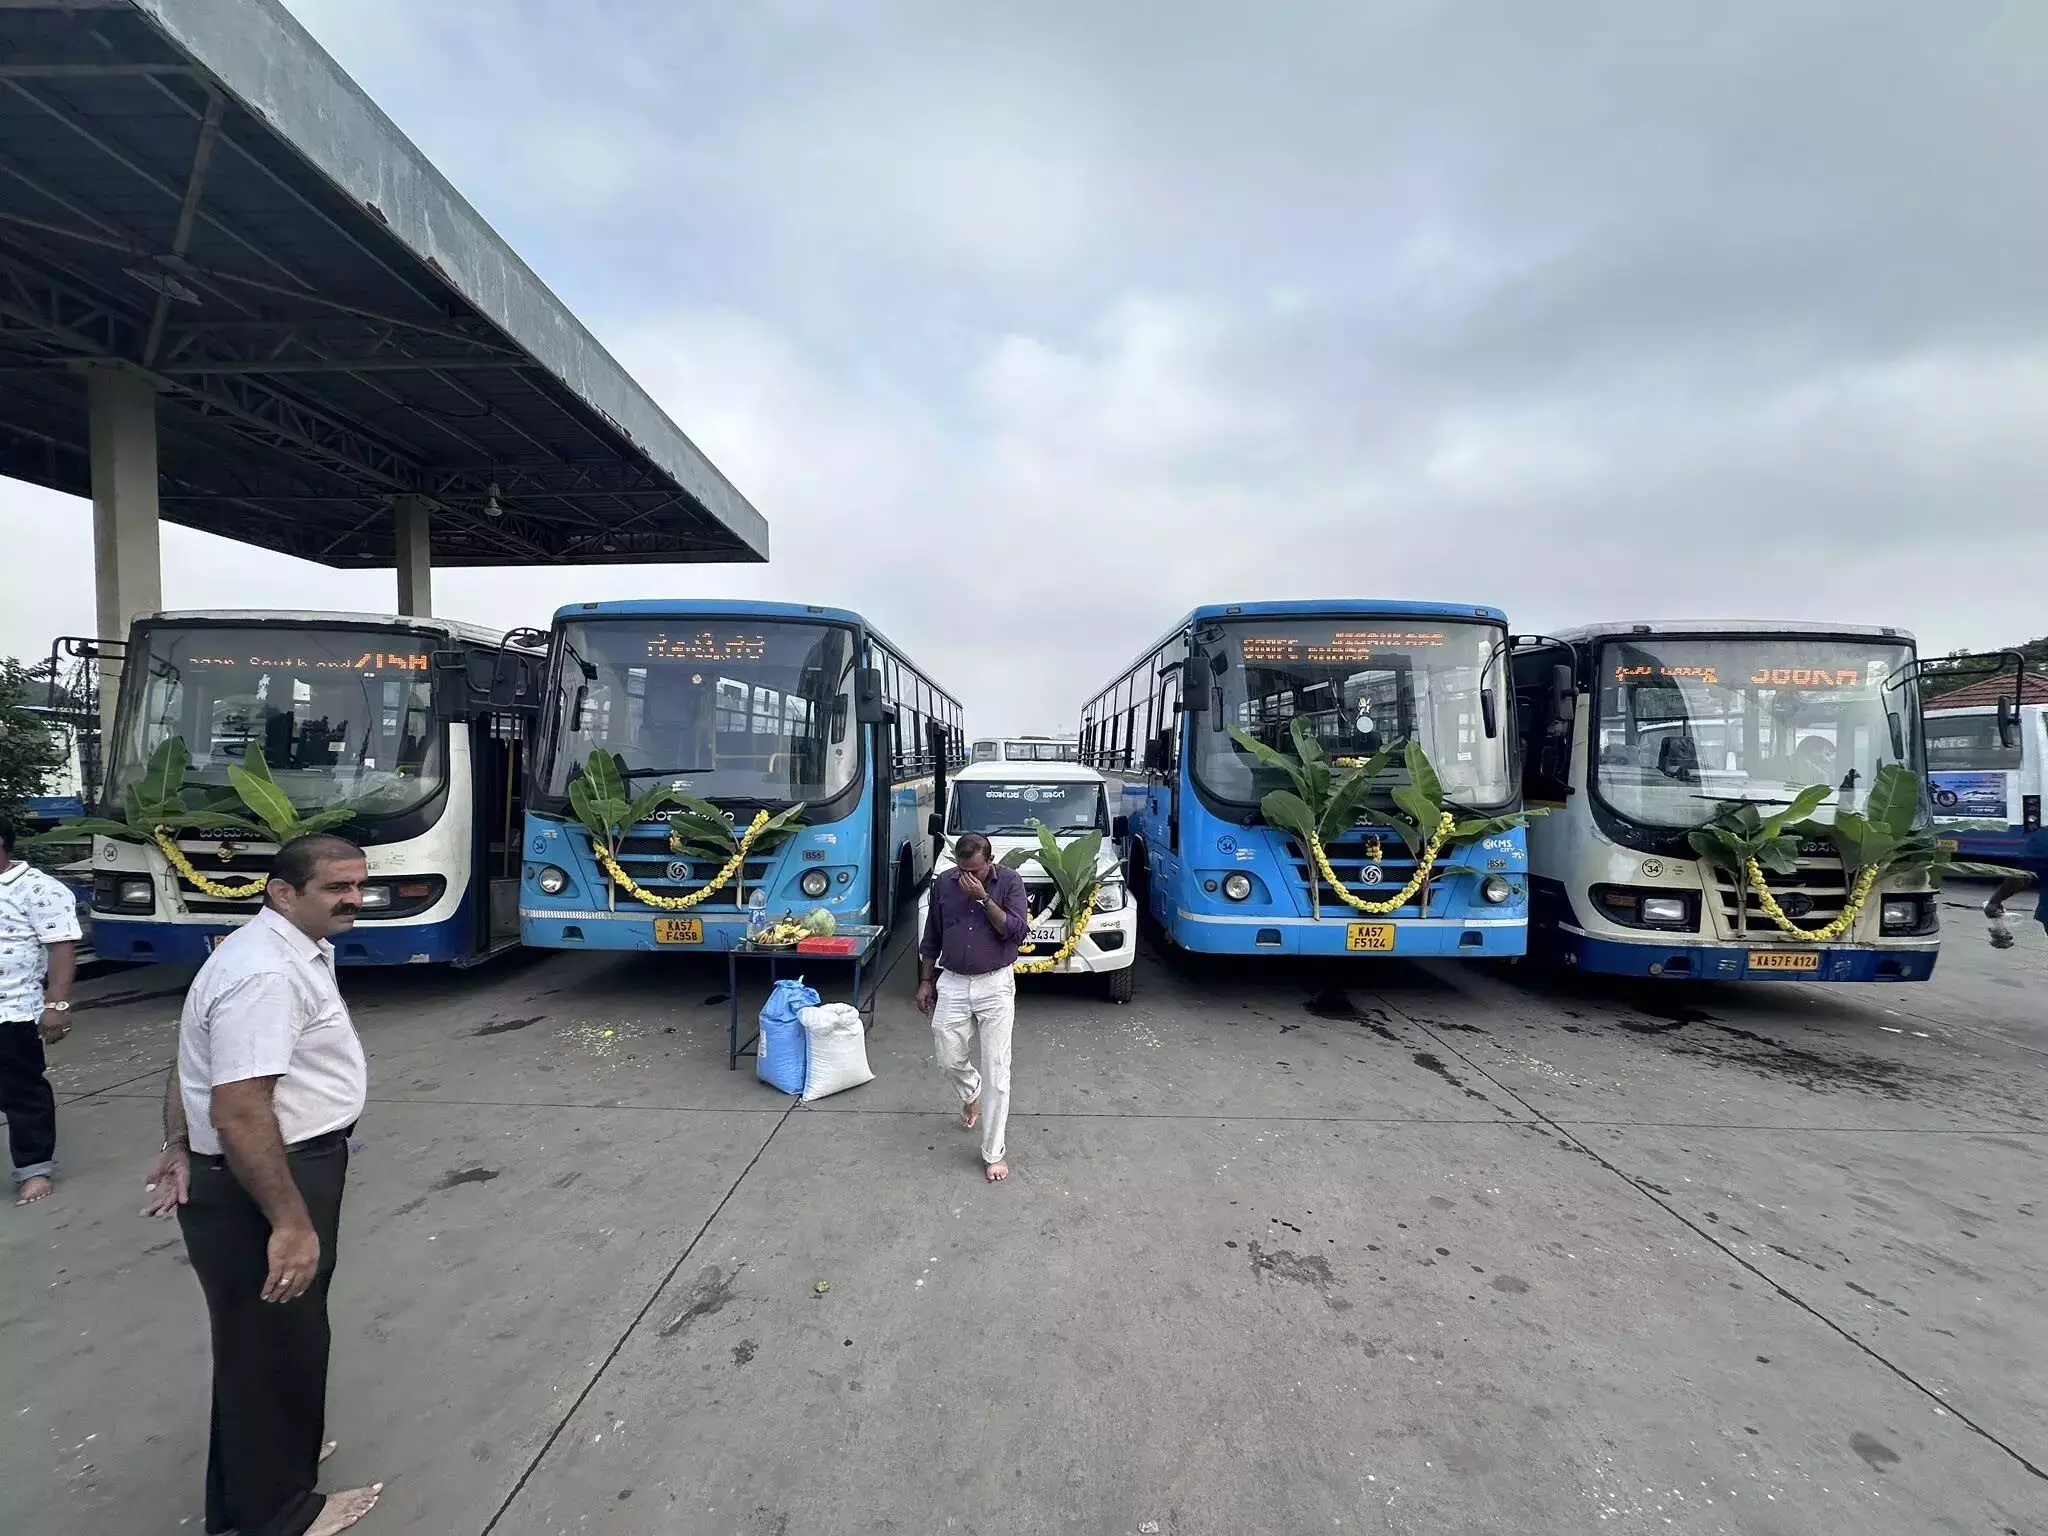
[953,832,993,864]
[266,833,366,897]
[0,815,15,856]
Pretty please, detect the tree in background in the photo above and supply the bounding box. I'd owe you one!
[0,656,66,821]
[1920,636,2048,700]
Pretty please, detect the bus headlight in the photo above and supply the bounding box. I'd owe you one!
[1223,872,1253,902]
[357,885,393,910]
[119,878,153,908]
[1095,881,1125,913]
[1880,897,1930,936]
[1480,875,1515,905]
[1640,895,1689,925]
[800,869,832,899]
[536,865,569,896]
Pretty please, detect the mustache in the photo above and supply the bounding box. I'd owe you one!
[331,904,361,917]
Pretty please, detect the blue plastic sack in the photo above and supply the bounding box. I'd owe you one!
[756,977,819,1095]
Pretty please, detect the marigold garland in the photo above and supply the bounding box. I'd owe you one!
[595,810,769,911]
[1306,812,1456,916]
[152,827,264,900]
[1744,860,1879,944]
[1014,885,1099,974]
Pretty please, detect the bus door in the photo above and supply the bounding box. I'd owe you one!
[1147,658,1183,915]
[469,708,529,955]
[927,718,951,865]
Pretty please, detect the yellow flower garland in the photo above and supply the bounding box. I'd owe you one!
[1307,812,1456,916]
[151,828,265,900]
[594,810,769,912]
[1744,860,1880,944]
[1015,885,1098,974]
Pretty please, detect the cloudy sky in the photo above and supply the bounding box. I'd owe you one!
[3,1,2043,731]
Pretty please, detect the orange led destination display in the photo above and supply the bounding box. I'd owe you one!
[1612,661,1872,690]
[1240,630,1448,665]
[187,651,429,672]
[645,631,770,663]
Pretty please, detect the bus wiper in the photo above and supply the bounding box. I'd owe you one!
[618,766,715,779]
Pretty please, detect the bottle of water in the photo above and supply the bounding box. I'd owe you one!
[747,886,769,937]
[1987,902,2015,950]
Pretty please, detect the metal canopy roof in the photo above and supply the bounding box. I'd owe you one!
[0,0,768,568]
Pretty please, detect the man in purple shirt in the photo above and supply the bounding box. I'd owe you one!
[916,833,1030,1182]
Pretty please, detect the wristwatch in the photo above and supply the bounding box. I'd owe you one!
[45,1000,70,1013]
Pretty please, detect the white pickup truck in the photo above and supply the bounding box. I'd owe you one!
[920,759,1138,1002]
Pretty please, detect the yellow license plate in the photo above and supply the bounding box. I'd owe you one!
[654,918,703,945]
[1346,923,1397,952]
[1937,839,1958,853]
[1748,949,1821,971]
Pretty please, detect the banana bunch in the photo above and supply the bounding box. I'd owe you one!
[754,918,811,947]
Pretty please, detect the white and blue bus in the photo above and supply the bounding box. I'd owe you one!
[1512,621,1940,983]
[1081,600,1527,959]
[518,600,963,952]
[88,610,538,966]
[1925,669,2046,869]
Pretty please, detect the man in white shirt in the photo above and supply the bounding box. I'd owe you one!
[0,814,79,1206]
[142,834,382,1536]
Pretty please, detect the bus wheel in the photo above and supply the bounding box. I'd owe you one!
[1106,964,1135,1005]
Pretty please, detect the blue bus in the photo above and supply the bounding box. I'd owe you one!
[1081,600,1527,958]
[518,600,963,952]
[88,610,537,966]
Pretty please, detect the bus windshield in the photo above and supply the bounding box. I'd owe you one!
[1193,618,1513,807]
[543,619,860,806]
[1591,635,1921,830]
[1924,712,2022,772]
[110,625,443,815]
[949,779,1106,835]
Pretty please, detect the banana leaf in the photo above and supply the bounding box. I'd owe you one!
[624,784,678,830]
[228,762,299,842]
[1316,771,1380,845]
[580,751,629,805]
[135,737,189,810]
[1259,790,1317,848]
[1864,763,1922,840]
[37,817,136,842]
[1227,725,1312,805]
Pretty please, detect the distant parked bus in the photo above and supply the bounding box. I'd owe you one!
[1082,599,1526,959]
[519,600,964,952]
[1925,668,2047,869]
[970,734,1079,764]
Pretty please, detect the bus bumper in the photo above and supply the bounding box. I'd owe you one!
[1171,911,1527,957]
[1553,929,1940,983]
[519,907,875,953]
[90,912,476,966]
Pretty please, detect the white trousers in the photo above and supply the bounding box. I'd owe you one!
[932,967,1016,1165]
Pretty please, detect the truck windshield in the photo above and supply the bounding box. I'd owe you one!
[1192,618,1513,808]
[109,625,444,816]
[949,780,1107,835]
[541,619,860,806]
[1591,635,1921,829]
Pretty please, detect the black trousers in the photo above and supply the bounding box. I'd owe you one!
[178,1134,349,1536]
[0,1018,57,1178]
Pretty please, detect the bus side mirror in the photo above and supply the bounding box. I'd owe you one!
[927,812,944,836]
[1113,814,1130,840]
[1550,663,1575,717]
[1888,711,1907,762]
[1480,687,1499,739]
[1998,694,2019,749]
[855,667,889,724]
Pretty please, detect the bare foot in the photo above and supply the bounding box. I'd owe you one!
[961,1097,980,1130]
[321,1440,338,1464]
[985,1160,1008,1182]
[306,1483,381,1536]
[15,1176,52,1205]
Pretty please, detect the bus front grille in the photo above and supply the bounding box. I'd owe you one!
[1279,835,1436,916]
[604,831,777,909]
[1706,861,1853,934]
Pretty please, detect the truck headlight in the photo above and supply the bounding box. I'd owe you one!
[1223,872,1253,902]
[1095,881,1125,912]
[536,865,569,895]
[800,868,832,899]
[1640,895,1689,925]
[1480,875,1514,905]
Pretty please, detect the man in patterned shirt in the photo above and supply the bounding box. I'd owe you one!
[0,814,80,1205]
